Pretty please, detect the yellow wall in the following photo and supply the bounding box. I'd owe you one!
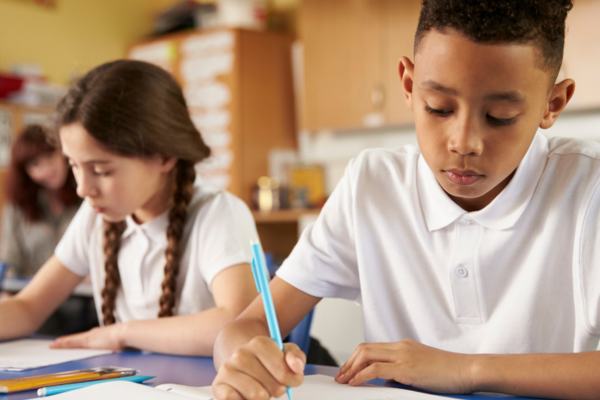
[0,0,299,85]
[0,0,182,84]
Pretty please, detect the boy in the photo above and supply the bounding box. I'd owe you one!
[213,1,600,399]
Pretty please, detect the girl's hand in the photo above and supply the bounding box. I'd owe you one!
[212,336,306,400]
[335,339,475,394]
[50,325,126,351]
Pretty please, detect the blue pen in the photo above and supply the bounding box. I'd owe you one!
[250,240,293,400]
[37,375,154,397]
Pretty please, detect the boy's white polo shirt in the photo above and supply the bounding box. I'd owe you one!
[56,183,258,325]
[277,132,600,354]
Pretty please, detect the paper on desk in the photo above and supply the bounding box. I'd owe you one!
[0,339,112,371]
[158,374,446,400]
[26,374,446,400]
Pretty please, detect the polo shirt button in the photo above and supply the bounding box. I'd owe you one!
[455,265,468,278]
[459,218,471,226]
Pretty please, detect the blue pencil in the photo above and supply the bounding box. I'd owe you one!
[37,375,154,397]
[250,240,293,400]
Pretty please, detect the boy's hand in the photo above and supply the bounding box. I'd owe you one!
[335,339,475,394]
[50,325,126,351]
[212,336,306,400]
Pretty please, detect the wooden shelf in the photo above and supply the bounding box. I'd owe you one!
[252,209,320,223]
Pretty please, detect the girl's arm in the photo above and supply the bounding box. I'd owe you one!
[53,263,261,356]
[0,255,84,340]
[335,340,600,400]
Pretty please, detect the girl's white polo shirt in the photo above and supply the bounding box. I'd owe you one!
[55,183,258,325]
[277,132,600,354]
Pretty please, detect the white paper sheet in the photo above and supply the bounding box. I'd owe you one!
[24,381,196,400]
[0,339,112,371]
[28,374,445,400]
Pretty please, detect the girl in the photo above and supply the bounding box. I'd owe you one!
[0,60,259,356]
[1,125,80,277]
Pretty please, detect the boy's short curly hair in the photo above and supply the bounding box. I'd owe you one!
[415,0,574,81]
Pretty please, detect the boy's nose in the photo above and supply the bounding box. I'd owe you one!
[447,118,483,156]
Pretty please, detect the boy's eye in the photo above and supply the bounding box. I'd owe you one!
[93,170,111,177]
[425,105,453,117]
[487,115,517,126]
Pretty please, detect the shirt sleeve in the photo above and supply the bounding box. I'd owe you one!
[0,204,26,277]
[580,177,600,335]
[194,191,258,286]
[54,201,97,277]
[276,158,361,301]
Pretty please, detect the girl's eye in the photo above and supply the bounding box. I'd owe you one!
[425,105,453,117]
[93,170,111,177]
[487,115,517,126]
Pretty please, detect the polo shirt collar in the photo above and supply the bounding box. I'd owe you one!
[417,132,549,231]
[121,207,171,243]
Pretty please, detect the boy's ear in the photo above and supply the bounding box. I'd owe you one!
[539,79,575,129]
[398,56,415,111]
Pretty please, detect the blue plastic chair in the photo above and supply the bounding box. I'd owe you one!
[286,308,315,355]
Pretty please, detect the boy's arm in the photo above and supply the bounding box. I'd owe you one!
[472,351,600,399]
[0,255,83,340]
[212,277,320,400]
[336,340,600,400]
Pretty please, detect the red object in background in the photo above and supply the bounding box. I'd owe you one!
[0,74,25,99]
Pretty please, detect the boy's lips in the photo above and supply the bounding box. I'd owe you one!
[443,169,483,185]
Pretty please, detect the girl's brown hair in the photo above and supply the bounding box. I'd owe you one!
[53,60,211,325]
[6,125,79,222]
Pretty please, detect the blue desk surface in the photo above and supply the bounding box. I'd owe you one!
[0,351,547,400]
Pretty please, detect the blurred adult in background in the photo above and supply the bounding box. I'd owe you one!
[1,124,80,278]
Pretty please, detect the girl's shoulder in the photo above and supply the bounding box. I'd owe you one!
[187,182,252,223]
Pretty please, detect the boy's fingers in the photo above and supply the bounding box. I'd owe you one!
[283,343,306,374]
[252,338,304,387]
[214,368,271,400]
[211,383,244,400]
[349,363,399,386]
[227,347,288,396]
[336,345,362,380]
[337,343,396,382]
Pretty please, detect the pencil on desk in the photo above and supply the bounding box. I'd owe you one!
[0,366,136,393]
[37,375,154,397]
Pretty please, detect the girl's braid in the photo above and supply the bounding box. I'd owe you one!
[101,220,127,325]
[158,160,196,317]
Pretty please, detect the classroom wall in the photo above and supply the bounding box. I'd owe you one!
[0,0,300,85]
[0,0,171,85]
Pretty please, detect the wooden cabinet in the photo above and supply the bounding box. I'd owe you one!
[300,0,420,131]
[129,28,297,206]
[562,0,600,110]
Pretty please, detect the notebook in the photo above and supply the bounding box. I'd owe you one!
[0,339,112,371]
[24,374,445,400]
